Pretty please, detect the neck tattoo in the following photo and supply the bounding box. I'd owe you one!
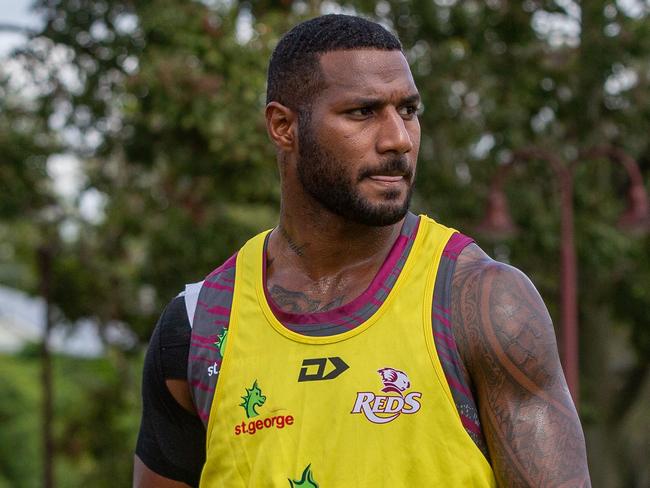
[279,226,308,258]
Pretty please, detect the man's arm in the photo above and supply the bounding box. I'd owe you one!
[452,243,591,487]
[134,455,193,488]
[133,379,197,488]
[133,296,206,488]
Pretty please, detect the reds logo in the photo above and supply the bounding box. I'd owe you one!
[378,367,410,393]
[351,367,422,424]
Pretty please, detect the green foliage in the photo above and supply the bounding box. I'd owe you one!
[0,353,41,487]
[0,351,142,488]
[0,81,59,220]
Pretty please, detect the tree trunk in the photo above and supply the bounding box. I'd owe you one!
[38,245,55,488]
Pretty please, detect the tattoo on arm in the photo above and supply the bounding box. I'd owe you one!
[269,285,344,313]
[451,245,591,487]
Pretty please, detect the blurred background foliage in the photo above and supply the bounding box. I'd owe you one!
[0,0,649,486]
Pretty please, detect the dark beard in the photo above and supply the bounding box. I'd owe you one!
[296,115,413,227]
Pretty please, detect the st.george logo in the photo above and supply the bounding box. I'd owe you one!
[234,380,295,436]
[351,367,422,424]
[240,380,266,418]
[288,464,318,487]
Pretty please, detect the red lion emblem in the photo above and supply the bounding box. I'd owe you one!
[377,367,411,394]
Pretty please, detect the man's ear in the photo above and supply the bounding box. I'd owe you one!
[265,102,297,151]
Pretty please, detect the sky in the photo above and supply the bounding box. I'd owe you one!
[0,0,41,57]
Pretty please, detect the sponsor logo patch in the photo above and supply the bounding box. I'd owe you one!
[214,328,228,358]
[351,367,422,424]
[207,361,219,377]
[289,464,318,488]
[239,380,266,418]
[298,357,349,382]
[234,380,295,436]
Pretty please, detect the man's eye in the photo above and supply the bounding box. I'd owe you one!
[349,107,374,117]
[399,105,420,118]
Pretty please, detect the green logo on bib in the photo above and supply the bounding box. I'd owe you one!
[240,380,266,418]
[214,328,228,358]
[289,464,318,488]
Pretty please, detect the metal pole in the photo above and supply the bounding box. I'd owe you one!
[513,149,581,405]
[558,169,579,405]
[482,146,648,408]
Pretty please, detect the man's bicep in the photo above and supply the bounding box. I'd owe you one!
[452,250,590,487]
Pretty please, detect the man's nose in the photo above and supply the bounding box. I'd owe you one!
[376,108,414,155]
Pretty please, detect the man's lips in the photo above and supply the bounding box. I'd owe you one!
[367,175,405,183]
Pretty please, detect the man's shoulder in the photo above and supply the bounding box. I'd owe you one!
[455,242,529,286]
[451,242,556,375]
[453,243,546,324]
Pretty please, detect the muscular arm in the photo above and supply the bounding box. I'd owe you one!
[451,244,591,487]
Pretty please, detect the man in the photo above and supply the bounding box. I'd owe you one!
[134,14,591,487]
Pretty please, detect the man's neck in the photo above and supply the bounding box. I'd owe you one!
[272,208,403,274]
[265,208,406,313]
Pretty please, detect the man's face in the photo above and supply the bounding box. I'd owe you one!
[296,49,421,227]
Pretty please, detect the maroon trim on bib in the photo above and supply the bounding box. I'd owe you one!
[431,232,489,460]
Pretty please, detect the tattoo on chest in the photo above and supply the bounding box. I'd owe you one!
[269,284,344,313]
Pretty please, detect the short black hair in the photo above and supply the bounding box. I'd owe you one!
[266,14,402,110]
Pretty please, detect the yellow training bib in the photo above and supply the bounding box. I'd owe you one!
[200,216,496,487]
